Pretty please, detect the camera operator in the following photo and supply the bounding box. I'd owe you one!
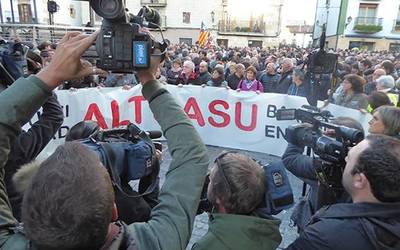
[0,31,209,250]
[192,152,282,250]
[282,117,364,233]
[3,91,63,221]
[286,135,400,250]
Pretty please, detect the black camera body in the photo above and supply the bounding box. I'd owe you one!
[277,106,364,164]
[89,0,167,73]
[277,106,364,207]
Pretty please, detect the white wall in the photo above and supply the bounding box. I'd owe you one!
[344,0,400,39]
[313,0,342,39]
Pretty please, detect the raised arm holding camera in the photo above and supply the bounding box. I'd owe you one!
[0,24,209,250]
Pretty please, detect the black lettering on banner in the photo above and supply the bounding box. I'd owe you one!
[277,126,286,139]
[265,125,276,138]
[57,126,70,139]
[265,125,287,139]
[266,105,277,118]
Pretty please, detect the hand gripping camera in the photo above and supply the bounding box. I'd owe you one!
[89,0,168,72]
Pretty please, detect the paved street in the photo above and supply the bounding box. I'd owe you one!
[158,143,303,249]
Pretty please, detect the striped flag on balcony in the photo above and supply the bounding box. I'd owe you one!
[197,22,210,47]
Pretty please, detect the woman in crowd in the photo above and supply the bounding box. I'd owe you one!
[236,66,264,93]
[207,67,228,87]
[287,69,308,97]
[334,74,368,110]
[368,105,400,138]
[166,58,182,85]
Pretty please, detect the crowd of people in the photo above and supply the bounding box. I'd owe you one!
[0,31,399,250]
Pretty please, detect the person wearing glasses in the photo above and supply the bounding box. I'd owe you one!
[192,152,282,250]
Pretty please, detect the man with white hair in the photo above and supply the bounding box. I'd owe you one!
[177,60,197,85]
[276,58,294,94]
[377,75,398,106]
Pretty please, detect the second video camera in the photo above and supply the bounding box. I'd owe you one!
[89,0,168,72]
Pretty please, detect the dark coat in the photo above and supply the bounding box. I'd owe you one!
[166,69,182,85]
[276,70,293,94]
[286,202,400,250]
[5,93,64,221]
[258,71,280,93]
[282,144,318,232]
[196,72,212,86]
[226,73,243,90]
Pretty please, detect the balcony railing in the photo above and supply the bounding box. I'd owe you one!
[353,17,383,33]
[393,19,400,32]
[218,20,276,36]
[140,0,167,7]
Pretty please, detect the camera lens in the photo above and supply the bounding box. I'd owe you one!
[90,0,125,20]
[100,0,117,12]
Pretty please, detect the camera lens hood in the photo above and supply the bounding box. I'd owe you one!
[90,0,126,20]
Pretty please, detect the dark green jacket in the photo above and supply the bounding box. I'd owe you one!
[192,213,282,250]
[0,76,209,250]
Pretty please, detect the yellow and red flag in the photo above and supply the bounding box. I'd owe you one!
[197,22,210,47]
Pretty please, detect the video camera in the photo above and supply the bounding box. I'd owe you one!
[89,0,168,73]
[276,106,364,204]
[277,106,363,163]
[67,122,162,224]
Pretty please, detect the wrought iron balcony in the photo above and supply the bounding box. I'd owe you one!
[353,17,383,33]
[141,0,167,7]
[218,19,276,36]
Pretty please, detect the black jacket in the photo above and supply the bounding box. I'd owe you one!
[196,72,212,86]
[276,70,293,94]
[282,144,318,232]
[286,202,400,250]
[226,73,243,90]
[4,93,63,220]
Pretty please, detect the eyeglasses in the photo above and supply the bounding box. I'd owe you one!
[214,151,238,195]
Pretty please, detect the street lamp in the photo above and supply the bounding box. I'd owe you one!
[211,11,215,23]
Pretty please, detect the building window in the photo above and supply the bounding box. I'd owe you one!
[349,41,375,51]
[69,5,76,18]
[248,40,263,48]
[217,39,228,47]
[357,3,378,25]
[18,4,32,23]
[389,43,400,52]
[183,12,191,24]
[179,38,192,45]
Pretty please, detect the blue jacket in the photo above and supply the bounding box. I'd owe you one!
[258,72,280,93]
[287,83,307,97]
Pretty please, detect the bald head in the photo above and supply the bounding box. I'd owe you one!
[199,61,208,73]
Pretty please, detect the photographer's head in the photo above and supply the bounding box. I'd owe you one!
[207,152,265,215]
[22,142,117,249]
[369,106,400,137]
[342,135,400,203]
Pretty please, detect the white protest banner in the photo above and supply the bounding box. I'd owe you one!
[30,85,372,159]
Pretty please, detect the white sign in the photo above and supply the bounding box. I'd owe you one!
[29,85,372,159]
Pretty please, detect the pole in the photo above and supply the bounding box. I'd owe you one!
[0,0,3,23]
[33,0,39,24]
[10,0,15,23]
